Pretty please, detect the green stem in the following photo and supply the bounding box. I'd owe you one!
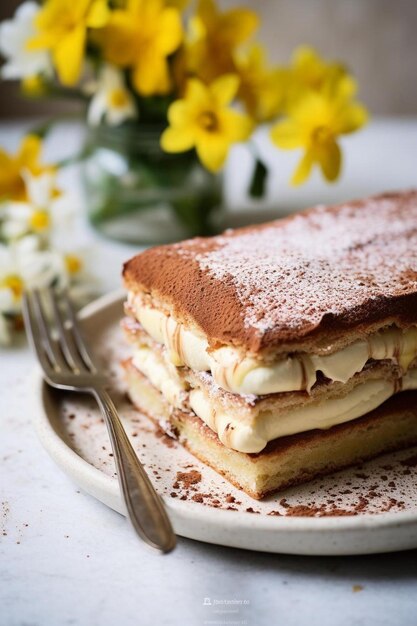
[249,158,269,199]
[247,141,269,199]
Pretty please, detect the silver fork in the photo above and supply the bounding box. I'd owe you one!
[23,287,176,553]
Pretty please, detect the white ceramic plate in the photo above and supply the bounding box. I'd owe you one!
[34,291,417,555]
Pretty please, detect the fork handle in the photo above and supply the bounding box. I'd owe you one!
[92,388,176,553]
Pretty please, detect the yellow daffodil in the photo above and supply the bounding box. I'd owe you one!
[28,0,110,86]
[0,135,57,202]
[95,0,182,96]
[186,0,258,83]
[235,44,288,122]
[161,75,253,172]
[289,46,347,98]
[271,77,368,185]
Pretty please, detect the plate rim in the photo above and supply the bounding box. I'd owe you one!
[32,289,417,538]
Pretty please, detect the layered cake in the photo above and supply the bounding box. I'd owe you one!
[121,191,417,499]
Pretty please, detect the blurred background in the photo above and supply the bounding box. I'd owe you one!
[1,0,417,118]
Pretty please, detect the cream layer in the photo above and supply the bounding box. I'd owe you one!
[129,294,417,396]
[131,345,417,454]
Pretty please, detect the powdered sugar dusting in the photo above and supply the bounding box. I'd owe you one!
[196,194,417,336]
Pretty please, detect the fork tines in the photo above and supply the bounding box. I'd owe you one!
[23,288,96,377]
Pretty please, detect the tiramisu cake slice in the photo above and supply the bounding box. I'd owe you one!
[121,191,417,499]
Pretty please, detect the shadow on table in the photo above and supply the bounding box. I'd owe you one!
[181,537,417,582]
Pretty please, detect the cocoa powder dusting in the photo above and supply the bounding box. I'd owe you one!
[125,191,417,351]
[174,470,202,488]
[154,424,177,448]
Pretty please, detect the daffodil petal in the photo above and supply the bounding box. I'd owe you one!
[221,8,259,44]
[211,74,240,106]
[186,78,210,104]
[27,31,58,51]
[53,25,85,86]
[318,140,341,182]
[291,150,314,186]
[335,75,357,100]
[156,7,183,54]
[336,103,369,135]
[86,0,110,28]
[197,0,217,27]
[196,136,228,172]
[0,149,11,169]
[219,109,253,142]
[245,42,265,67]
[270,119,304,149]
[132,53,171,95]
[161,127,195,152]
[167,0,189,9]
[18,135,41,168]
[168,100,190,126]
[292,45,314,65]
[97,13,136,66]
[291,91,328,125]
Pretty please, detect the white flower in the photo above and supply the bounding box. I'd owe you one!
[0,244,20,310]
[1,170,64,242]
[62,247,99,306]
[0,236,75,341]
[17,236,66,289]
[0,243,22,345]
[0,236,61,295]
[0,233,95,345]
[0,2,52,80]
[88,65,137,126]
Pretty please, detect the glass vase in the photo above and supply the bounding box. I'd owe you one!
[82,124,223,244]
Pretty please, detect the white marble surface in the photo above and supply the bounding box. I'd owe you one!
[2,119,417,626]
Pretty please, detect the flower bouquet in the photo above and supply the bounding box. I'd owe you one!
[0,134,94,344]
[0,0,368,243]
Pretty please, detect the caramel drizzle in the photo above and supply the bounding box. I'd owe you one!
[165,315,184,363]
[394,376,403,394]
[298,355,308,391]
